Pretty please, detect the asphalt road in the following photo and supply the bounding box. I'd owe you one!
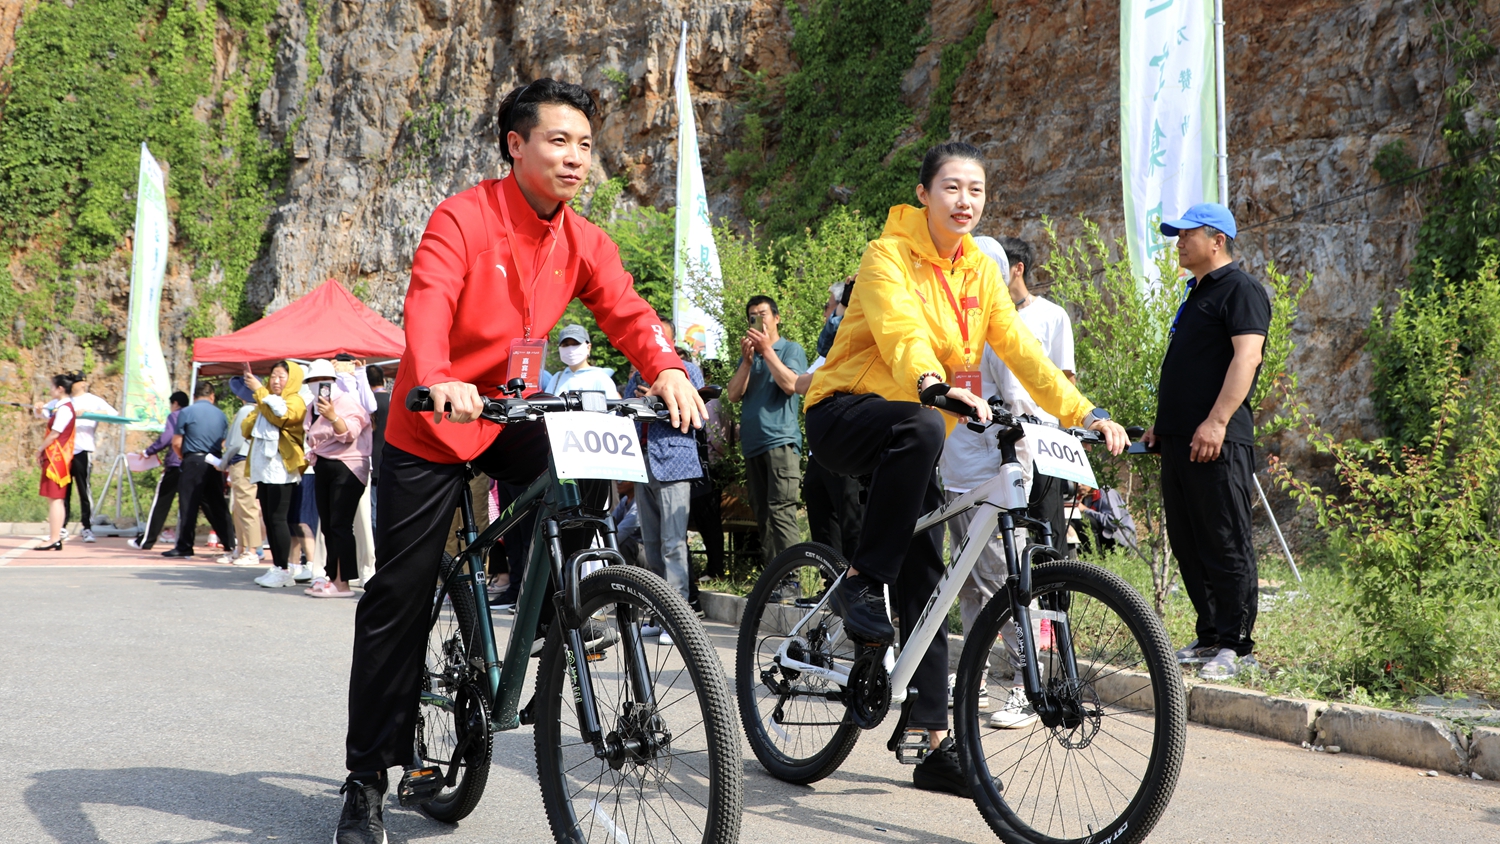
[0,559,1496,843]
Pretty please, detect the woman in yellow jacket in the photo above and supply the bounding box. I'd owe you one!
[239,360,309,587]
[805,141,1127,796]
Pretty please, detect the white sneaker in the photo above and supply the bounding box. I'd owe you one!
[947,672,992,711]
[81,529,96,543]
[216,551,236,564]
[640,621,664,637]
[1199,648,1258,681]
[231,552,261,567]
[290,564,314,583]
[255,567,295,588]
[60,528,69,541]
[658,631,674,647]
[128,537,143,550]
[987,686,1039,729]
[160,529,176,544]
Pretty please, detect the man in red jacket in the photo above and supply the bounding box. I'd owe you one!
[336,78,704,844]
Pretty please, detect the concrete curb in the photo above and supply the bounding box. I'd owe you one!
[0,522,48,536]
[701,589,1496,779]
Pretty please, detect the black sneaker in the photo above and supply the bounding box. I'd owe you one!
[336,774,387,844]
[489,584,519,610]
[828,574,895,645]
[912,737,971,797]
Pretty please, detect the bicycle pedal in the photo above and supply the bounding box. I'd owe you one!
[894,730,930,765]
[396,766,444,806]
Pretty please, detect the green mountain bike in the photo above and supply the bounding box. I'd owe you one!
[404,385,743,844]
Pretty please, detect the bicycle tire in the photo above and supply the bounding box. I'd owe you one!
[534,564,743,844]
[414,553,493,823]
[735,542,862,785]
[954,559,1185,844]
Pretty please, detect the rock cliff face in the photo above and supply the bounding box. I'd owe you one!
[1,0,1490,479]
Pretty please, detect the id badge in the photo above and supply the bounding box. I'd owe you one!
[953,369,981,394]
[507,338,547,394]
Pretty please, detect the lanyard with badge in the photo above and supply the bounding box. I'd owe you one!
[493,187,559,394]
[932,262,982,394]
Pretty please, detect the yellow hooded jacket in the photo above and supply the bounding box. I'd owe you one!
[806,205,1095,431]
[241,360,309,475]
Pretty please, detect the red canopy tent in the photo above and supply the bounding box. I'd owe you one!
[191,279,405,383]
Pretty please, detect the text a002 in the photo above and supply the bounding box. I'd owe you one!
[543,412,649,483]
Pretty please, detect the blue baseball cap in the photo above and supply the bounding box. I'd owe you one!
[1160,202,1237,240]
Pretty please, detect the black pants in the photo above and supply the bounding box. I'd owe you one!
[140,465,181,549]
[688,472,725,578]
[1028,470,1068,555]
[65,451,92,533]
[347,424,605,772]
[316,459,367,582]
[1159,436,1258,655]
[806,392,949,731]
[803,453,863,559]
[258,482,298,569]
[174,455,235,555]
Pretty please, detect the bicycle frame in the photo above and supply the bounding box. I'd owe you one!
[773,429,1079,711]
[433,455,637,736]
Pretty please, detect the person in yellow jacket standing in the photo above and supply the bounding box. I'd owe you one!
[238,360,309,588]
[805,141,1128,796]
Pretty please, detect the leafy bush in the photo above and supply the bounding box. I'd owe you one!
[1278,267,1500,692]
[1043,218,1304,613]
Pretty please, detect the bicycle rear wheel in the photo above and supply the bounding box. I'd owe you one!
[534,564,743,844]
[414,553,493,823]
[954,559,1185,844]
[735,542,861,784]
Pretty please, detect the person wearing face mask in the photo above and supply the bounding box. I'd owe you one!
[545,323,621,397]
[803,141,1128,797]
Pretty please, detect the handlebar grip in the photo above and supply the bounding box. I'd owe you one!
[1125,426,1146,439]
[406,386,434,412]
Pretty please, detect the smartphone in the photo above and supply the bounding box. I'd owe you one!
[749,313,764,333]
[318,383,331,400]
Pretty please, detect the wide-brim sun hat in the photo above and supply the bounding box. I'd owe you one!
[304,358,337,381]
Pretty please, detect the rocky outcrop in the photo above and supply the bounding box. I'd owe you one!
[2,0,1492,482]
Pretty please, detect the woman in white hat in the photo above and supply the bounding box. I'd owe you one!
[545,324,621,397]
[301,358,373,597]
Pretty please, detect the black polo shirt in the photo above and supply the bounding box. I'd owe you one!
[1155,260,1272,445]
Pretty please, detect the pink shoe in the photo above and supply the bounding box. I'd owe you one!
[312,584,356,598]
[303,578,332,596]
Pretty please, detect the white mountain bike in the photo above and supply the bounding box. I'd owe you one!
[735,390,1186,844]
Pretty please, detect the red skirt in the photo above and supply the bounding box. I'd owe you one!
[39,476,69,500]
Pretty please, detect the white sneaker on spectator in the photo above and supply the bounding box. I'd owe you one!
[1199,648,1258,681]
[81,529,96,543]
[231,552,261,567]
[658,631,674,647]
[60,528,69,541]
[160,529,176,544]
[947,672,991,710]
[255,567,294,588]
[290,564,314,583]
[640,620,664,637]
[216,552,236,564]
[128,537,144,550]
[987,686,1039,729]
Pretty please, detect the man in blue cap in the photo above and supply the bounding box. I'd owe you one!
[1142,202,1271,681]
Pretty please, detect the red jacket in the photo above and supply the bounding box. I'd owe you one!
[387,175,684,464]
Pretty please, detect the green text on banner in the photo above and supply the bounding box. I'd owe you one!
[122,143,173,430]
[671,22,725,359]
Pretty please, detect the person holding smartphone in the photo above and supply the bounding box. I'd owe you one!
[241,360,308,588]
[301,359,372,597]
[727,295,807,570]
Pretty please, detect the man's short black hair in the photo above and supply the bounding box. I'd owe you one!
[1202,226,1237,257]
[194,380,215,399]
[170,390,190,408]
[496,79,599,165]
[745,295,779,320]
[998,236,1032,284]
[366,364,385,388]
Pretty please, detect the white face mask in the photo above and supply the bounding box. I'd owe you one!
[559,345,589,367]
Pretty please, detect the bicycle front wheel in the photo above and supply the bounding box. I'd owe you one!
[534,564,743,844]
[954,559,1185,844]
[735,541,861,784]
[414,554,493,823]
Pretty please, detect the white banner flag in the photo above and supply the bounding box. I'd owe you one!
[1120,0,1218,285]
[122,143,173,430]
[672,22,725,359]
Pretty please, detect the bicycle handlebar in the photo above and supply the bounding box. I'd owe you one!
[406,386,671,424]
[918,382,1143,446]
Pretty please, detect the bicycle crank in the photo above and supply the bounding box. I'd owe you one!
[845,650,890,730]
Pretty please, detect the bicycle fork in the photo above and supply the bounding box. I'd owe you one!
[1004,512,1084,728]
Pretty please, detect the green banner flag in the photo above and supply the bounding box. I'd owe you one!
[122,143,172,430]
